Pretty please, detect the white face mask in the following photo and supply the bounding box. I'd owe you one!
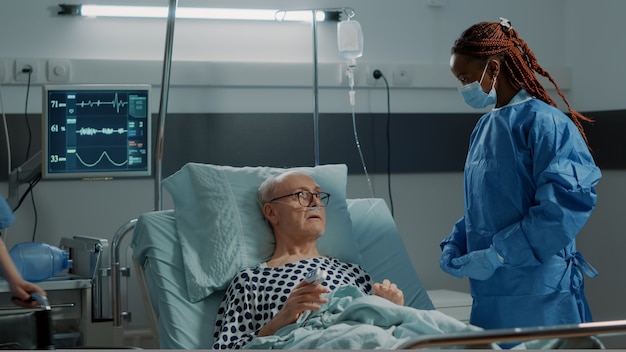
[457,63,496,109]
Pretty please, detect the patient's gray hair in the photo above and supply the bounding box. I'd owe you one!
[257,170,309,207]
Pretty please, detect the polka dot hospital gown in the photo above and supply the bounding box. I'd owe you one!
[212,256,373,349]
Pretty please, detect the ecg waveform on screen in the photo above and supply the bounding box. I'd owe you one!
[75,151,128,168]
[75,93,129,113]
[76,127,128,136]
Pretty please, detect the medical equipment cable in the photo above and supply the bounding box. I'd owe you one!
[0,79,41,240]
[28,175,40,242]
[373,70,394,217]
[12,174,40,212]
[6,69,38,213]
[0,84,11,243]
[23,68,33,163]
[19,69,39,241]
[0,84,11,176]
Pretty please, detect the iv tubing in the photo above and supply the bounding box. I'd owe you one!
[347,66,374,198]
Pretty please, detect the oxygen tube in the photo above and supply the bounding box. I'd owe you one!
[338,18,374,198]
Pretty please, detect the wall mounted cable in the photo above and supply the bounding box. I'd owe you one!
[373,69,394,217]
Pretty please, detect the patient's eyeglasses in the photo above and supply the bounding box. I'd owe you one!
[270,191,331,207]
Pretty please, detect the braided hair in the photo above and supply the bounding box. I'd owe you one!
[452,19,592,146]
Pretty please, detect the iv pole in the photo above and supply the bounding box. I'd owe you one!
[154,0,177,210]
[277,8,354,167]
[55,1,176,210]
[44,14,175,329]
[112,0,177,338]
[152,7,353,190]
[311,10,320,166]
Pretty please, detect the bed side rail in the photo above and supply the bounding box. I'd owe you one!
[400,319,626,349]
[111,219,138,328]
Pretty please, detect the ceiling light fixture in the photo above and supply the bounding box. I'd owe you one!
[57,4,328,22]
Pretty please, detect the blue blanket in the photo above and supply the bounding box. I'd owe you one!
[244,286,486,349]
[243,286,603,350]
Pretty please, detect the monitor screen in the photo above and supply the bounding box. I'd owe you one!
[42,84,152,180]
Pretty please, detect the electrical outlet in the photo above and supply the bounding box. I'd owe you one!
[366,64,391,86]
[392,66,413,86]
[47,59,71,82]
[14,59,40,82]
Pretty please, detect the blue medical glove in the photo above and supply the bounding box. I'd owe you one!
[450,245,503,281]
[439,244,464,278]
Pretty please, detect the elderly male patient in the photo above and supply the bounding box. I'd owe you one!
[212,171,404,349]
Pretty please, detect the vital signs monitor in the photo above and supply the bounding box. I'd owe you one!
[42,84,152,180]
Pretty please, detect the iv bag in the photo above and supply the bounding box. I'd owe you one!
[337,20,364,61]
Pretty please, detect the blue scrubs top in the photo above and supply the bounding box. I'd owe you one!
[441,90,601,330]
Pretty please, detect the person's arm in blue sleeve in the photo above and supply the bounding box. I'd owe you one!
[0,196,15,230]
[0,195,47,308]
[492,116,601,267]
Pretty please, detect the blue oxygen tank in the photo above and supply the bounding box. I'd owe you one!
[9,242,73,282]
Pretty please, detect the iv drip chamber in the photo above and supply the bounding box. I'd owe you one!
[338,20,364,62]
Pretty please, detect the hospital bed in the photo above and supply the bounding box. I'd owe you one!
[124,163,626,349]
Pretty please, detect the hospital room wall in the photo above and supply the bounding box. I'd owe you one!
[0,0,625,342]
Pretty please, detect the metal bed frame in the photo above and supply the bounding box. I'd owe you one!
[401,320,626,349]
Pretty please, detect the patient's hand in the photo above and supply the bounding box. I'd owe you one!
[373,279,404,306]
[257,280,329,337]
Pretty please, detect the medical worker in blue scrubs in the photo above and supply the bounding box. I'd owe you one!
[439,18,601,333]
[0,196,46,308]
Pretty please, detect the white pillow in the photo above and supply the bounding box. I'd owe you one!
[162,163,360,303]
